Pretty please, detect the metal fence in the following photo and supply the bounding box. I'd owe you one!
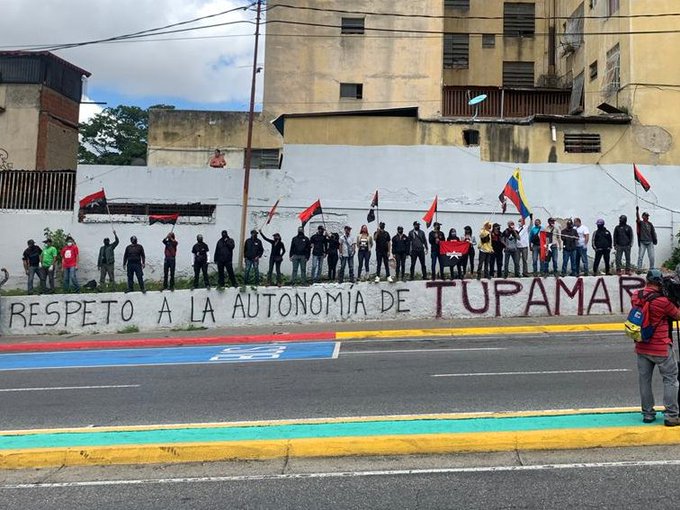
[442,87,571,118]
[0,169,76,211]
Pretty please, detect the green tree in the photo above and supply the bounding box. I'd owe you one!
[78,104,174,165]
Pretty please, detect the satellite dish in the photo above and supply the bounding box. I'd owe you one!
[467,94,487,121]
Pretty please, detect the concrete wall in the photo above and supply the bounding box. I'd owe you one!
[0,275,644,335]
[0,84,40,170]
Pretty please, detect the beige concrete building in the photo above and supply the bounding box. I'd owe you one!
[0,52,90,170]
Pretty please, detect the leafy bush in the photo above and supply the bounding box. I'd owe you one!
[663,231,680,271]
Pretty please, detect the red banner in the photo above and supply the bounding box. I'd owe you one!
[439,240,470,267]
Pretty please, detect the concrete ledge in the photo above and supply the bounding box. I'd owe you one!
[0,408,673,470]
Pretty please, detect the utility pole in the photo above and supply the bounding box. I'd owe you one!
[238,0,262,271]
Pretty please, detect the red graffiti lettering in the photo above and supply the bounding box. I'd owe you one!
[461,280,490,314]
[494,280,523,317]
[524,278,552,316]
[555,278,584,316]
[587,277,612,314]
[618,276,645,313]
[426,281,456,319]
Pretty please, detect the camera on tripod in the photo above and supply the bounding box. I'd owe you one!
[662,275,680,307]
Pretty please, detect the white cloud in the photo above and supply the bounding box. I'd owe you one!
[5,0,264,108]
[79,94,104,123]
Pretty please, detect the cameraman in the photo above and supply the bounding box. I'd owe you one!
[632,269,680,426]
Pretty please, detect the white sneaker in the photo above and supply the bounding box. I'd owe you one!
[374,276,381,283]
[387,276,394,283]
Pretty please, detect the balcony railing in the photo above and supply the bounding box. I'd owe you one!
[442,87,572,118]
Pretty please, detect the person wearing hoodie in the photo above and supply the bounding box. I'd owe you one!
[356,224,373,281]
[614,214,634,275]
[243,229,264,286]
[260,230,286,286]
[392,226,410,282]
[502,220,520,278]
[592,219,613,275]
[429,222,445,280]
[327,232,340,281]
[408,221,428,280]
[477,221,493,279]
[97,230,119,290]
[289,227,311,285]
[446,228,464,280]
[214,230,236,288]
[123,235,146,293]
[373,222,392,282]
[191,234,210,289]
[310,225,328,283]
[528,218,543,275]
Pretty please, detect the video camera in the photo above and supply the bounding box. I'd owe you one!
[662,275,680,307]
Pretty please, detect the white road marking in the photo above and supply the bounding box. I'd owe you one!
[0,384,140,392]
[331,342,341,359]
[3,459,680,489]
[342,348,507,355]
[432,368,630,377]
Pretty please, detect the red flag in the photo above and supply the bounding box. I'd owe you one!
[539,231,548,262]
[423,196,438,228]
[266,199,280,225]
[79,189,107,209]
[370,190,379,208]
[298,199,322,227]
[634,164,651,192]
[149,213,179,225]
[439,240,470,267]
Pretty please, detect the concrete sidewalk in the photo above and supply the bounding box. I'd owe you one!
[0,314,625,352]
[0,408,673,470]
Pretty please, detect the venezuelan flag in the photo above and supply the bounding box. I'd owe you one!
[500,169,532,219]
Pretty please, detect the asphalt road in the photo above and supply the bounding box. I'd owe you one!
[0,331,647,429]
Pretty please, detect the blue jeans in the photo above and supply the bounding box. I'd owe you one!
[338,256,354,283]
[244,258,259,285]
[531,245,541,274]
[576,246,589,275]
[357,250,370,279]
[62,267,80,292]
[311,255,324,282]
[541,246,558,274]
[561,249,577,276]
[291,255,307,284]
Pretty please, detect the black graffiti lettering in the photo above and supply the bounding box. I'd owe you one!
[27,303,44,327]
[232,294,246,319]
[327,292,343,315]
[263,293,275,318]
[102,300,117,325]
[45,301,61,327]
[246,294,259,319]
[158,297,172,324]
[279,293,292,317]
[310,292,323,315]
[354,291,367,315]
[396,289,410,313]
[381,290,395,313]
[121,300,134,322]
[81,300,97,327]
[9,303,26,328]
[295,293,307,316]
[203,297,216,323]
[64,300,82,327]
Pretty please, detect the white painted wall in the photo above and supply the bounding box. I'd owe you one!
[0,276,644,336]
[0,145,678,291]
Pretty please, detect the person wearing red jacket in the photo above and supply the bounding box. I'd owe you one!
[632,269,680,426]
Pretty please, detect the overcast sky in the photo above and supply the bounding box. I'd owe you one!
[3,0,264,120]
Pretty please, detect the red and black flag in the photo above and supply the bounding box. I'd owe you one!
[266,199,280,225]
[298,199,322,227]
[79,189,107,209]
[367,190,379,223]
[634,164,651,192]
[438,240,470,267]
[423,196,438,228]
[149,213,179,225]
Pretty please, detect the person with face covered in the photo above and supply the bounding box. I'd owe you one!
[429,222,445,280]
[614,214,634,275]
[243,229,264,286]
[560,219,578,277]
[123,235,146,292]
[163,232,178,290]
[392,226,410,282]
[409,221,428,280]
[290,226,311,285]
[97,230,119,290]
[260,229,286,286]
[214,230,236,288]
[327,232,340,281]
[191,234,210,289]
[447,228,464,280]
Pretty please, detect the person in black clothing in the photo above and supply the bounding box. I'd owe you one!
[490,223,504,278]
[429,222,445,281]
[409,221,428,280]
[22,239,43,294]
[310,226,328,283]
[290,227,311,285]
[260,230,286,286]
[392,226,410,282]
[560,219,578,277]
[327,232,340,281]
[374,222,392,282]
[592,219,613,275]
[123,236,146,293]
[243,229,264,285]
[446,228,464,280]
[191,234,210,289]
[613,214,634,275]
[214,230,237,287]
[462,225,476,276]
[162,232,178,290]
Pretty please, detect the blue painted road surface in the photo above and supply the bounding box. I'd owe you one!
[0,342,340,371]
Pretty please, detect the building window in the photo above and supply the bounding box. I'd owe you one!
[249,149,281,169]
[503,61,535,88]
[589,61,598,80]
[86,202,217,221]
[463,129,480,146]
[607,0,619,16]
[341,18,364,35]
[340,83,363,99]
[564,3,584,54]
[443,33,470,69]
[482,34,496,48]
[445,0,470,9]
[569,72,585,114]
[504,2,536,37]
[564,133,601,153]
[604,43,620,95]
